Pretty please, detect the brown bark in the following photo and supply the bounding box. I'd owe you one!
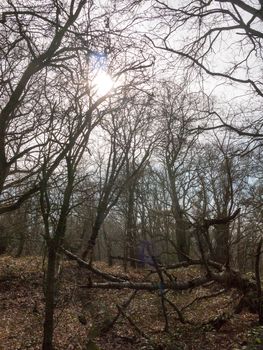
[255,238,263,324]
[214,223,230,264]
[167,166,190,262]
[204,208,240,264]
[236,215,245,271]
[14,231,26,258]
[81,210,105,261]
[126,182,137,268]
[42,246,57,350]
[175,216,190,262]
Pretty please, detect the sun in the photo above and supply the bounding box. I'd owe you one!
[93,70,114,96]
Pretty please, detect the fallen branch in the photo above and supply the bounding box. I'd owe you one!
[180,289,227,312]
[117,305,152,342]
[111,255,148,266]
[63,248,260,316]
[150,252,169,331]
[62,248,125,282]
[112,254,223,272]
[164,258,223,271]
[103,272,153,333]
[163,296,189,324]
[79,275,210,291]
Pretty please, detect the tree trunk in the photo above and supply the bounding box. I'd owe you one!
[102,226,113,267]
[96,237,101,261]
[0,160,9,196]
[236,216,245,271]
[81,211,104,261]
[175,217,190,262]
[0,224,7,255]
[15,231,26,258]
[214,223,230,264]
[126,183,137,268]
[42,246,57,350]
[123,244,128,272]
[168,170,190,262]
[106,241,113,267]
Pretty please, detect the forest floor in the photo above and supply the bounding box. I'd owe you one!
[0,256,263,350]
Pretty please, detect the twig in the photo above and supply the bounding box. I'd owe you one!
[117,305,152,341]
[103,272,152,333]
[149,251,169,332]
[181,289,226,311]
[163,296,190,324]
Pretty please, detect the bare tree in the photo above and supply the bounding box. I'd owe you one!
[193,134,249,264]
[146,0,263,147]
[157,82,205,261]
[0,0,88,198]
[81,90,156,262]
[0,0,155,214]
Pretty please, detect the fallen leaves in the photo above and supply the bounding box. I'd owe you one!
[0,255,261,350]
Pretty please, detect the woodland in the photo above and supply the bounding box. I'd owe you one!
[0,0,263,349]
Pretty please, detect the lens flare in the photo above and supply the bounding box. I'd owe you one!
[93,71,114,95]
